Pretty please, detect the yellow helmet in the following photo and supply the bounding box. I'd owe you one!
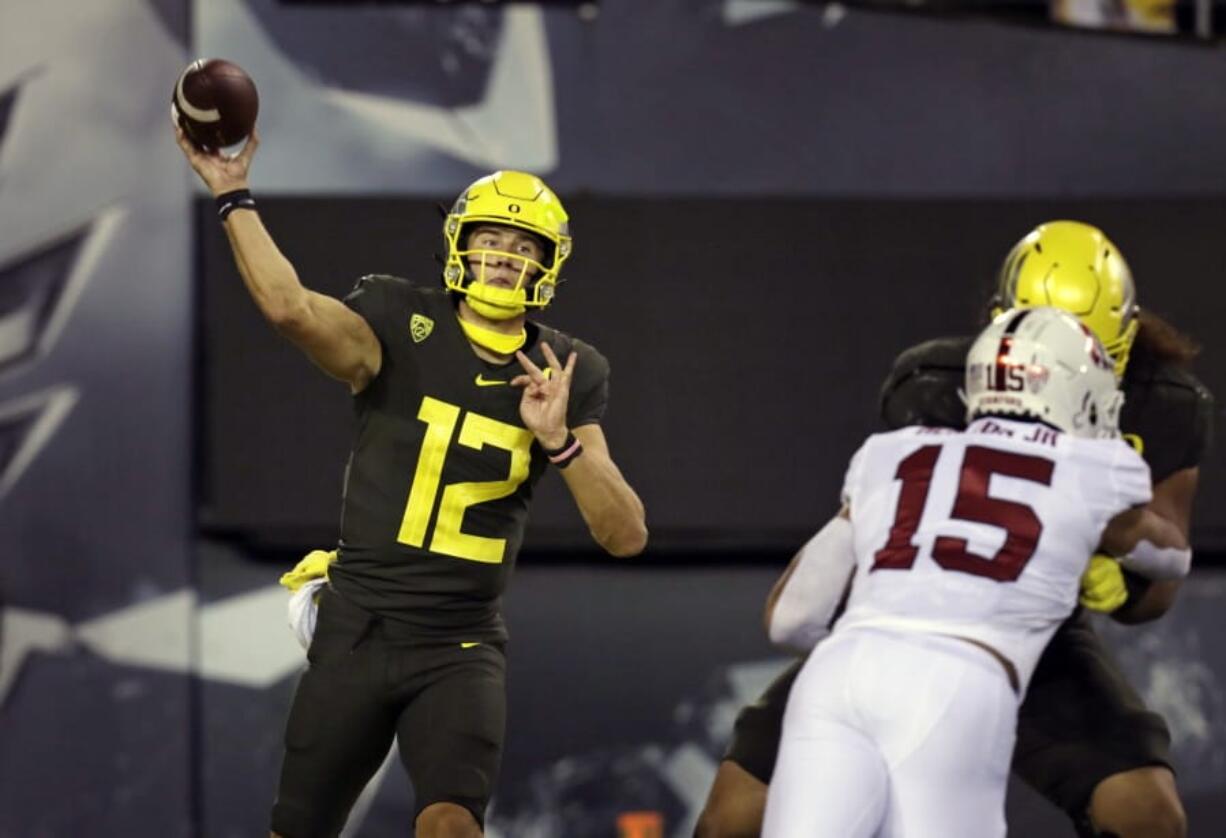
[442,170,572,318]
[993,220,1138,377]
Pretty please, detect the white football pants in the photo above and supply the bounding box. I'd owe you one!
[762,628,1018,838]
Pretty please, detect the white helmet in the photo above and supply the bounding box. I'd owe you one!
[965,306,1123,439]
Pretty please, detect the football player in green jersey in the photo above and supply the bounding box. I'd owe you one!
[698,221,1209,838]
[175,127,647,838]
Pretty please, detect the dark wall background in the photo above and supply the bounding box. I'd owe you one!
[200,195,1226,552]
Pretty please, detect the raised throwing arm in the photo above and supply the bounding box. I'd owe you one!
[174,125,381,393]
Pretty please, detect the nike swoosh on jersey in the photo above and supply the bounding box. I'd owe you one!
[460,642,481,649]
[475,368,552,387]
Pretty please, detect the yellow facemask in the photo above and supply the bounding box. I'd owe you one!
[456,248,545,321]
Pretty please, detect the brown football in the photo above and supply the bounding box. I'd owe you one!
[171,58,259,150]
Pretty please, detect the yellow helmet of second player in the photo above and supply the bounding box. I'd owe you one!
[994,220,1138,377]
[442,170,572,319]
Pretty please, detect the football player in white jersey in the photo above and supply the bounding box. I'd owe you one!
[760,307,1190,838]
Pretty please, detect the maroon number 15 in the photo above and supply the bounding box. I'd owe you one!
[872,445,1055,582]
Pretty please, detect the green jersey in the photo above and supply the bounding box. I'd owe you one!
[329,275,609,639]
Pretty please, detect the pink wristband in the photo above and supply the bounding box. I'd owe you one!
[545,433,584,468]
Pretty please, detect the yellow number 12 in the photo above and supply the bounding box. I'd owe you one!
[397,396,533,564]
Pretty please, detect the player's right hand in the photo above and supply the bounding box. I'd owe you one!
[172,120,259,196]
[1079,554,1128,613]
[513,342,576,451]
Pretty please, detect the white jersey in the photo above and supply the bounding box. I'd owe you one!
[836,417,1151,692]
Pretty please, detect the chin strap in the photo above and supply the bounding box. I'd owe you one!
[457,315,527,355]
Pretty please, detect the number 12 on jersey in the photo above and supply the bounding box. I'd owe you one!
[872,444,1055,581]
[398,396,534,564]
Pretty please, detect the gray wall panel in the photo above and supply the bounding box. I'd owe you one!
[0,1,194,834]
[192,553,1226,837]
[197,1,1226,196]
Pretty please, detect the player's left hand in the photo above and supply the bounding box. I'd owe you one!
[1079,553,1129,613]
[513,342,576,450]
[280,549,337,593]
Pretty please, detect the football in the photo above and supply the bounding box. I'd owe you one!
[171,58,259,150]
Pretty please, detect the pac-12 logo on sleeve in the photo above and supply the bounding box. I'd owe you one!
[409,313,434,343]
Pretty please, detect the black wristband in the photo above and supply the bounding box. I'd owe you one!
[543,431,583,469]
[216,189,255,221]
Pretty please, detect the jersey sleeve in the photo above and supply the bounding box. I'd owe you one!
[1184,378,1214,471]
[1075,439,1153,523]
[1110,444,1154,512]
[879,337,972,431]
[343,274,413,346]
[1122,360,1214,481]
[566,339,611,428]
[840,438,873,511]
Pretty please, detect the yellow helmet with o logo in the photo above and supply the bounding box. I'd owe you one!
[993,220,1138,377]
[442,170,572,318]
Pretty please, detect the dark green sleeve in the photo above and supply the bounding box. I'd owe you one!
[342,274,413,346]
[1124,363,1215,481]
[1184,378,1215,471]
[568,340,610,427]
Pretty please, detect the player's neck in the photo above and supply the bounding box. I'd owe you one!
[457,300,527,363]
